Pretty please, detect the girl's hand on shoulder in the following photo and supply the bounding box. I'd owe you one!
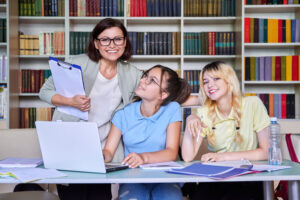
[186,114,206,138]
[201,152,224,162]
[122,152,144,168]
[71,95,91,111]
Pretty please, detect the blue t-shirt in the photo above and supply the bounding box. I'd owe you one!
[112,101,182,157]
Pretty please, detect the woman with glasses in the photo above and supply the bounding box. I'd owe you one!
[39,18,142,200]
[103,65,191,200]
[181,61,270,200]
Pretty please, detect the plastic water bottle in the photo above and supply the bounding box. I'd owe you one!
[268,117,282,165]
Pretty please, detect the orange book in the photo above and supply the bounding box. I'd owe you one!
[267,19,274,43]
[269,94,274,117]
[286,55,292,81]
[286,19,291,43]
[273,19,278,43]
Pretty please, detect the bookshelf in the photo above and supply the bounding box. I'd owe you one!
[242,3,300,119]
[0,1,18,129]
[8,0,300,128]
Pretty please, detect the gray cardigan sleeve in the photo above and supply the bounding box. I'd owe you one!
[39,76,57,105]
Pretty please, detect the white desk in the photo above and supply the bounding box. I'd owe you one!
[1,161,300,200]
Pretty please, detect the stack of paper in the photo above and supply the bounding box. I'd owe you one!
[0,168,67,183]
[167,163,252,179]
[202,160,291,172]
[0,158,43,168]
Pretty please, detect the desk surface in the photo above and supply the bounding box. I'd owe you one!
[1,161,300,184]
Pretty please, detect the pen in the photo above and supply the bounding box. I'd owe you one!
[196,129,201,143]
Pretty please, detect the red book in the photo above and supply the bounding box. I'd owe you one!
[143,0,147,17]
[275,56,281,81]
[261,0,267,4]
[281,94,287,119]
[283,0,287,4]
[86,0,90,16]
[278,19,282,43]
[69,0,74,16]
[292,56,299,81]
[96,0,100,16]
[212,32,215,55]
[130,0,134,16]
[244,18,251,43]
[269,94,274,117]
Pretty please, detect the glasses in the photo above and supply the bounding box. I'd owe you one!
[142,72,167,93]
[95,37,125,46]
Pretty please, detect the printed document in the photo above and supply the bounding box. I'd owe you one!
[49,57,88,120]
[0,158,43,168]
[0,167,66,183]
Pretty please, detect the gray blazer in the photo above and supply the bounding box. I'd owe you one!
[39,54,143,122]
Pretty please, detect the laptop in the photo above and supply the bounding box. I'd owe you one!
[35,121,128,173]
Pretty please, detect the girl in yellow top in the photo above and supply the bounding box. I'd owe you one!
[181,61,270,200]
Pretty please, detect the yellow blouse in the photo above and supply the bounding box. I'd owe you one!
[197,96,270,153]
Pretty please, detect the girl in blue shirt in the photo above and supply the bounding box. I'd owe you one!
[103,65,191,200]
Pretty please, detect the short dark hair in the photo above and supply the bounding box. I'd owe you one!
[137,65,191,106]
[86,18,132,62]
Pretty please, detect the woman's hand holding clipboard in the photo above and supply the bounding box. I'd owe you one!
[48,57,88,120]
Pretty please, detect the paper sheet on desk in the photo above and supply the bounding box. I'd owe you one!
[0,167,66,183]
[202,160,291,172]
[49,57,88,120]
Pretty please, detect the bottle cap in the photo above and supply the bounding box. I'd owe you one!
[270,117,277,122]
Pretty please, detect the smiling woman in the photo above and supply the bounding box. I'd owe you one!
[181,61,270,200]
[39,18,143,200]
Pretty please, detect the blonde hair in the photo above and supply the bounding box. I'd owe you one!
[199,61,243,145]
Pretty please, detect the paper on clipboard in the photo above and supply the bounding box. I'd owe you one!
[49,57,88,120]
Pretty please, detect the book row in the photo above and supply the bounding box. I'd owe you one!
[0,85,7,119]
[184,0,236,17]
[245,0,300,4]
[70,0,124,17]
[128,0,180,17]
[184,32,236,55]
[246,93,296,119]
[245,55,300,81]
[0,19,6,43]
[0,55,7,82]
[184,70,201,93]
[70,32,90,55]
[19,0,65,16]
[19,107,54,128]
[244,18,300,43]
[19,69,52,93]
[128,32,180,55]
[0,1,5,4]
[19,32,65,55]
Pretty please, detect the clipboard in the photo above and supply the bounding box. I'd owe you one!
[49,57,88,120]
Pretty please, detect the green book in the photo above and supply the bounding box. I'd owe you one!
[280,56,286,81]
[70,32,74,55]
[250,18,254,43]
[250,57,255,81]
[263,19,268,43]
[31,0,36,16]
[271,56,275,81]
[282,20,286,43]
